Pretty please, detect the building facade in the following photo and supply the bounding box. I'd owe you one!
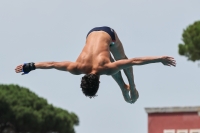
[145,106,200,133]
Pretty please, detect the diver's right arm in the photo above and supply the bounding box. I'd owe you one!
[35,61,72,71]
[15,61,81,75]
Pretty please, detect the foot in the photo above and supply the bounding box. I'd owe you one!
[130,87,139,104]
[121,84,133,104]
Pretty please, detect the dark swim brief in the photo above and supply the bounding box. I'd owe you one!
[86,26,116,42]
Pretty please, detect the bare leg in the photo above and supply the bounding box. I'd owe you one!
[110,55,132,103]
[110,31,139,103]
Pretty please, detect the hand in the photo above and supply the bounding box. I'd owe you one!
[161,56,176,67]
[15,64,25,75]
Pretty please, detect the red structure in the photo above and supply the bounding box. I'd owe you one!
[145,106,200,133]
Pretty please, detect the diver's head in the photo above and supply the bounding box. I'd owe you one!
[80,73,100,98]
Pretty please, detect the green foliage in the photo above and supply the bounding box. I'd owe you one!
[0,84,79,133]
[178,20,200,61]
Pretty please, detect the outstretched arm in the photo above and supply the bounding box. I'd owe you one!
[106,56,176,75]
[15,61,80,75]
[35,61,72,71]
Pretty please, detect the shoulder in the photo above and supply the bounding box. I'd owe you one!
[100,63,119,75]
[68,62,82,75]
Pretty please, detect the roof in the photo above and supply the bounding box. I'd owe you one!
[145,106,200,114]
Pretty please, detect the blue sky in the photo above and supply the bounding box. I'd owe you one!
[1,0,200,133]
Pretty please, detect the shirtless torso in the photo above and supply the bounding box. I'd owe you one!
[67,27,128,76]
[76,31,112,75]
[15,26,176,103]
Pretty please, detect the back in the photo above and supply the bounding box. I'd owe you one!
[75,31,112,74]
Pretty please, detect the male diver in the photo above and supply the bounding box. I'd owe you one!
[15,26,176,104]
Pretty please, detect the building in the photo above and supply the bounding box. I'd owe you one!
[145,106,200,133]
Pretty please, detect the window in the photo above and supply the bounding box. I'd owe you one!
[163,129,175,133]
[190,129,200,133]
[177,129,188,133]
[198,111,200,116]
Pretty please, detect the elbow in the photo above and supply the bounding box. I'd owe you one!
[50,61,55,68]
[131,58,143,65]
[132,61,142,66]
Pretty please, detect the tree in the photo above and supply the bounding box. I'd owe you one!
[178,20,200,61]
[0,84,79,133]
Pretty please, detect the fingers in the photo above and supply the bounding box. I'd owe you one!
[164,56,176,67]
[165,62,176,67]
[15,65,23,73]
[169,59,176,67]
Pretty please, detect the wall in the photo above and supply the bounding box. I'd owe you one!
[148,112,200,133]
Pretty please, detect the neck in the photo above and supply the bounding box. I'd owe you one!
[90,72,100,79]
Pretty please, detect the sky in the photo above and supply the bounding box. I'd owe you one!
[1,0,200,133]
